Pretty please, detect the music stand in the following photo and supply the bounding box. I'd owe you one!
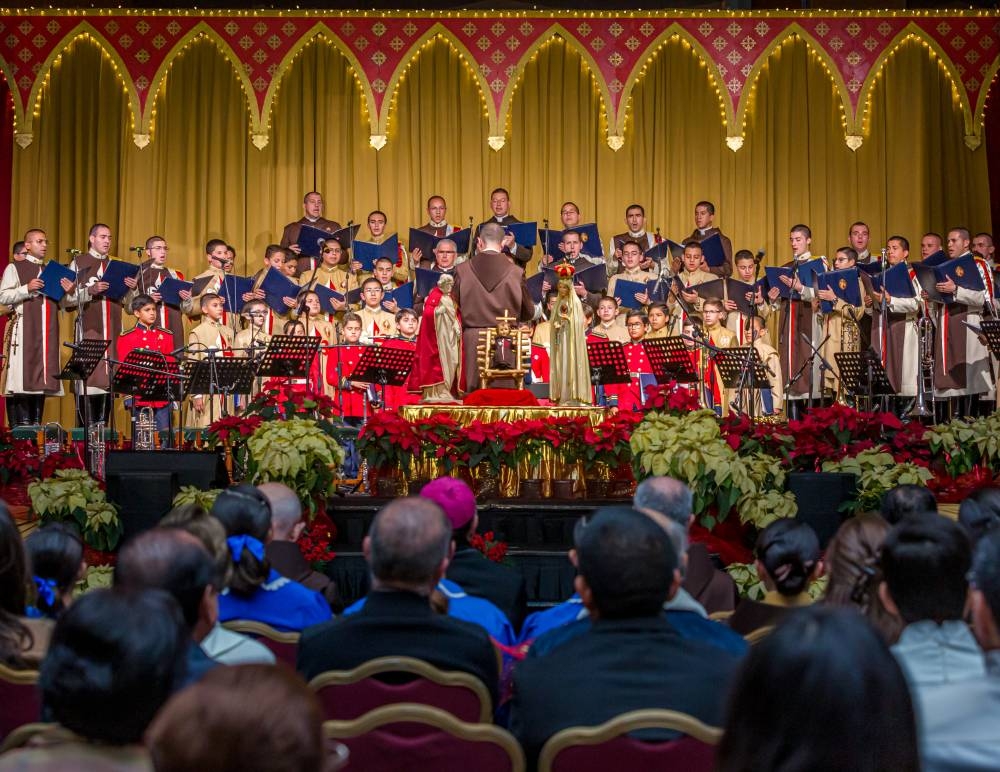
[186,355,255,425]
[835,350,894,412]
[348,346,414,411]
[977,320,1000,360]
[59,339,110,475]
[716,347,771,420]
[256,335,321,380]
[642,336,700,384]
[112,349,184,446]
[586,339,630,407]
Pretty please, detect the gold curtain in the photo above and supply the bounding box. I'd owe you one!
[8,33,991,426]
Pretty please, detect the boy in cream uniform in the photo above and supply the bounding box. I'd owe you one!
[669,241,716,334]
[357,278,397,343]
[186,293,235,427]
[607,240,657,316]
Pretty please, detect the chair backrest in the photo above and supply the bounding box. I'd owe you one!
[0,722,55,754]
[324,703,524,772]
[708,610,734,622]
[221,619,300,666]
[744,625,776,645]
[308,656,492,723]
[0,663,41,744]
[538,708,722,772]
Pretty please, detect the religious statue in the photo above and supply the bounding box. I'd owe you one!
[550,262,593,406]
[413,273,463,403]
[477,309,531,389]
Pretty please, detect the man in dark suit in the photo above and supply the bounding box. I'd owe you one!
[475,187,532,268]
[634,476,736,615]
[296,497,499,707]
[421,476,527,632]
[510,507,739,767]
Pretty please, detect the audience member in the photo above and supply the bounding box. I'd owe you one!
[24,523,85,620]
[881,484,938,524]
[0,503,51,668]
[420,476,527,631]
[958,486,1000,547]
[634,476,736,614]
[211,484,331,632]
[716,606,920,772]
[918,529,1000,771]
[727,519,821,635]
[510,506,740,767]
[160,504,275,665]
[0,589,187,769]
[147,664,332,772]
[823,513,902,644]
[259,482,342,613]
[881,516,983,689]
[297,498,499,706]
[114,528,221,686]
[522,507,746,658]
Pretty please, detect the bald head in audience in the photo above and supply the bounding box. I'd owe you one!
[364,497,453,595]
[258,482,304,542]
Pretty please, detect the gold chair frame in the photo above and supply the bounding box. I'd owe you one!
[477,327,532,390]
[221,619,301,645]
[307,656,493,723]
[538,708,723,772]
[744,625,776,645]
[323,703,524,772]
[0,722,55,754]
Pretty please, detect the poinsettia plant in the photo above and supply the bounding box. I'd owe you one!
[356,411,421,473]
[469,530,510,564]
[28,469,122,551]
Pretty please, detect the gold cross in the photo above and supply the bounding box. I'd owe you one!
[495,309,517,327]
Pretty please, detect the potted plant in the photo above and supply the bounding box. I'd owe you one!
[28,469,123,553]
[356,412,420,496]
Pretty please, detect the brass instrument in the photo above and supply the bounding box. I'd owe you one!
[88,421,106,480]
[909,305,935,419]
[133,407,158,451]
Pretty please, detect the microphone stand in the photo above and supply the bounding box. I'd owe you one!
[65,248,97,470]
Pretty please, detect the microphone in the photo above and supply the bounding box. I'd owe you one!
[754,248,766,264]
[65,248,82,256]
[128,246,145,254]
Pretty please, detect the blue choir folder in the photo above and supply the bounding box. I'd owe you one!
[816,267,862,313]
[260,267,301,314]
[353,234,399,273]
[220,275,254,314]
[99,259,141,302]
[38,261,76,303]
[384,282,414,310]
[156,277,194,308]
[700,233,726,268]
[504,221,537,247]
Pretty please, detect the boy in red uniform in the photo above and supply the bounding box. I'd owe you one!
[116,293,176,435]
[383,308,420,410]
[620,311,654,411]
[326,312,368,426]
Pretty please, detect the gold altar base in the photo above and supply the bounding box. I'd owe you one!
[399,405,608,498]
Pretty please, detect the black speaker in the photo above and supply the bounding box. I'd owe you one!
[105,451,229,542]
[788,472,858,548]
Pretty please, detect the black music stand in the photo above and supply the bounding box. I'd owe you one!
[835,350,894,412]
[586,339,630,407]
[642,336,700,384]
[348,346,414,412]
[186,355,255,425]
[716,347,771,420]
[977,320,1000,360]
[59,339,110,475]
[112,349,184,446]
[256,335,321,379]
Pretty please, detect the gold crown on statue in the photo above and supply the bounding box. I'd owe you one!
[554,262,576,279]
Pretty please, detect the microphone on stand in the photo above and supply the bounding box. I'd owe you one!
[65,248,82,256]
[128,246,145,254]
[754,248,766,264]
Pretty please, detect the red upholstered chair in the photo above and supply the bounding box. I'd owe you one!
[308,656,492,723]
[323,703,523,772]
[220,620,300,667]
[0,663,42,744]
[538,708,723,772]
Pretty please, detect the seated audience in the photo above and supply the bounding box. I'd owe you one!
[634,476,737,614]
[160,505,275,665]
[211,484,332,631]
[510,506,740,767]
[0,589,187,769]
[114,528,221,686]
[420,476,527,631]
[716,606,920,772]
[24,523,85,621]
[297,497,499,706]
[918,529,1000,771]
[881,484,938,524]
[823,513,902,644]
[958,486,1000,548]
[259,482,342,613]
[727,519,821,636]
[0,503,51,668]
[147,665,330,772]
[881,516,983,689]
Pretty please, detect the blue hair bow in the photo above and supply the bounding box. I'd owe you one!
[227,534,265,564]
[33,575,58,608]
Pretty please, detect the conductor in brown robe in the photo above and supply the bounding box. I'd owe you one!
[453,222,535,392]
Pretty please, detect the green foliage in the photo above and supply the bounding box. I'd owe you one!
[245,418,345,517]
[726,561,828,601]
[630,410,797,528]
[172,486,223,511]
[27,469,122,551]
[73,565,114,597]
[925,413,1000,477]
[822,448,934,513]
